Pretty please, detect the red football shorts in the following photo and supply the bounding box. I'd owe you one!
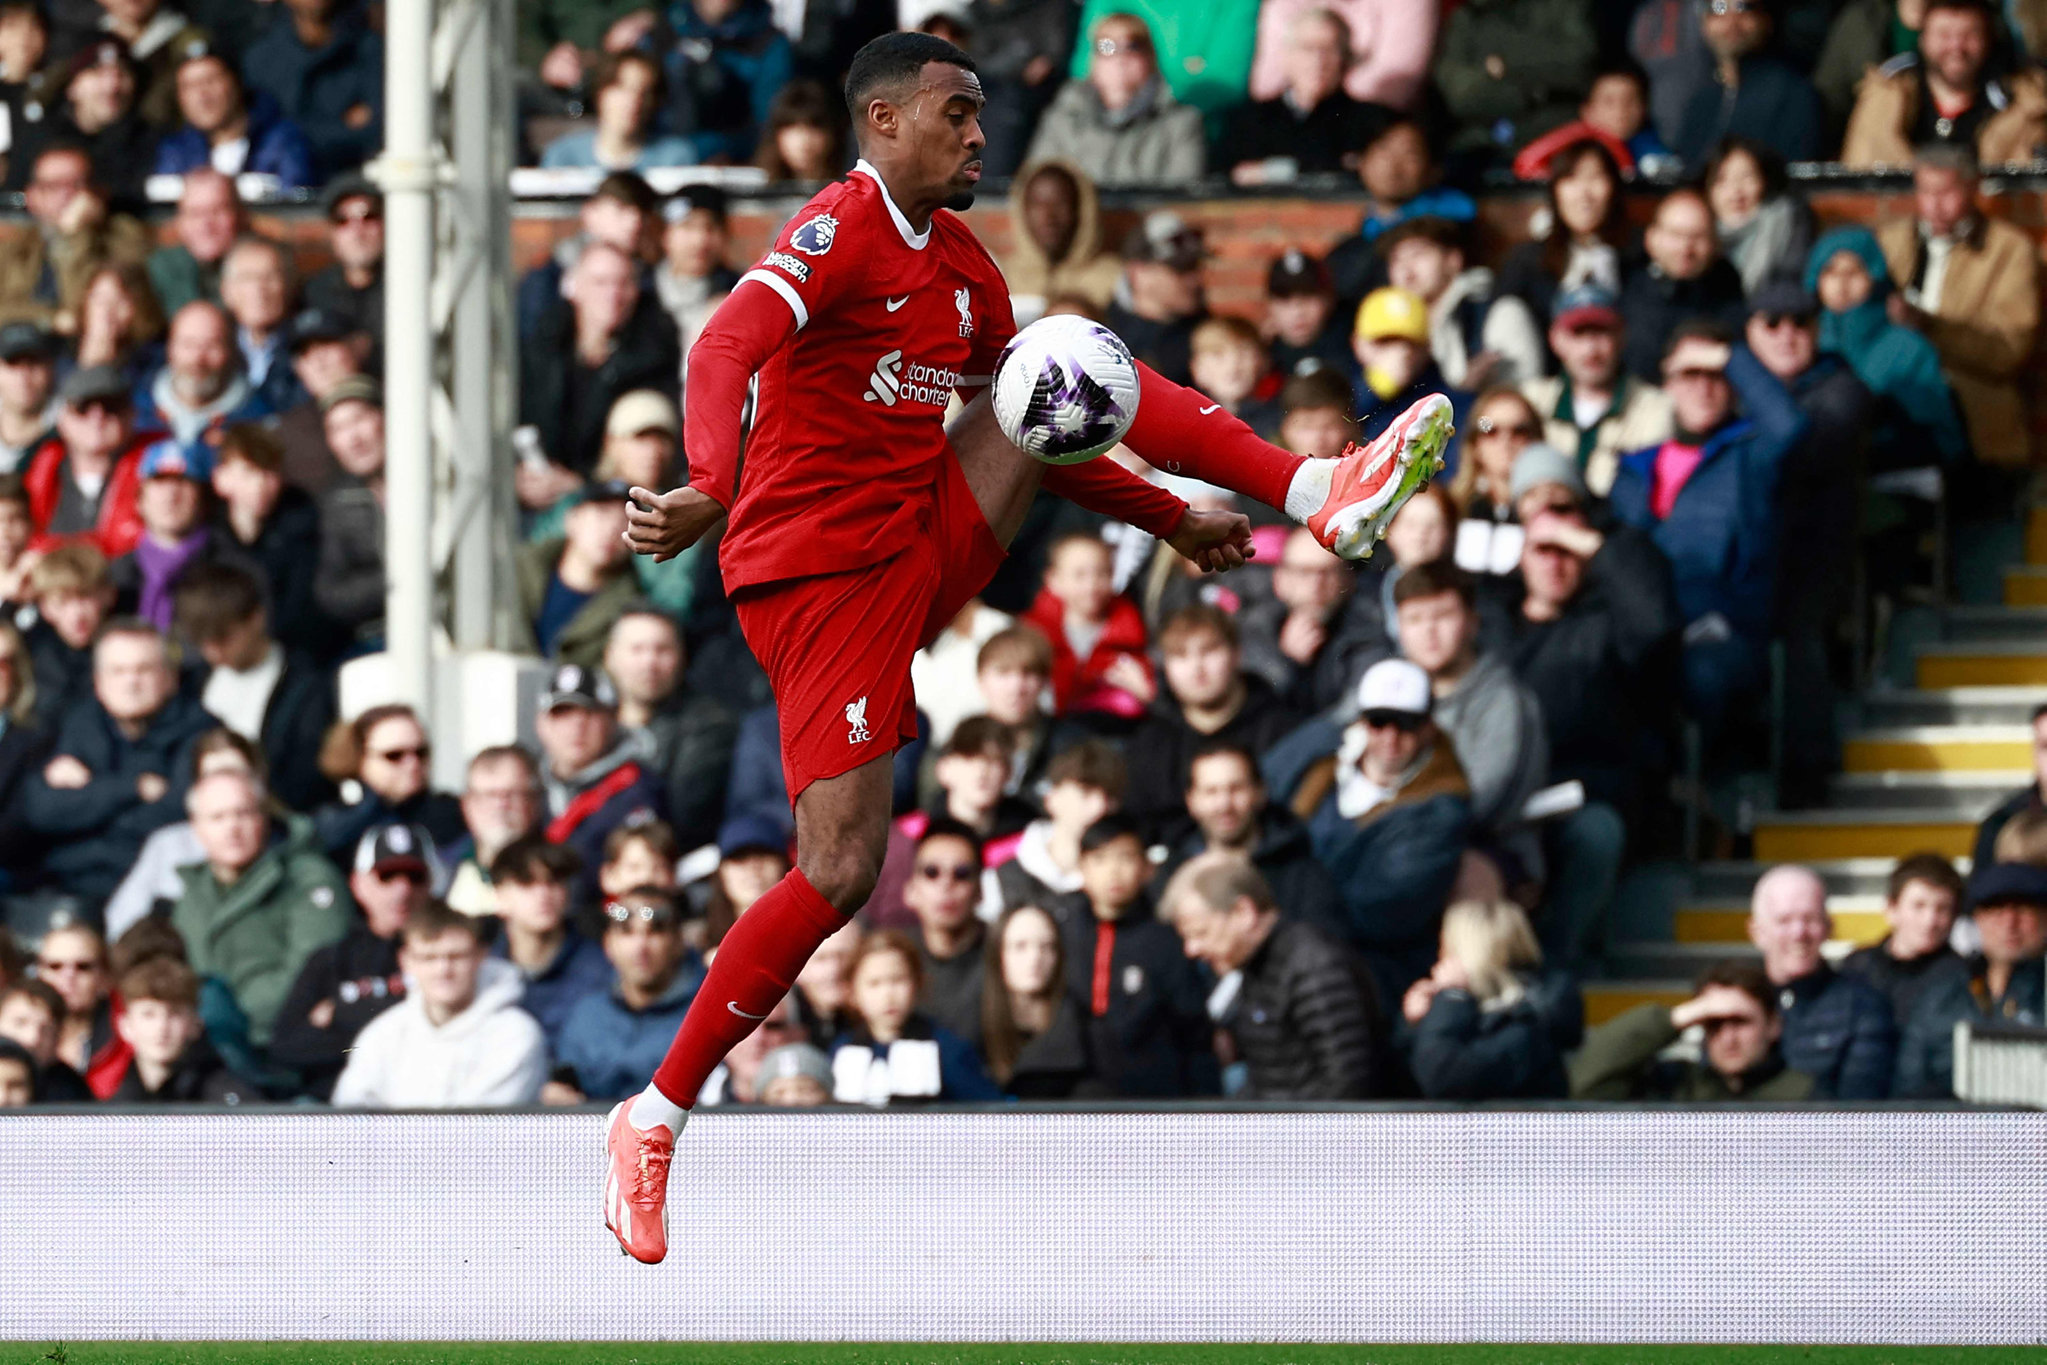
[732,448,1005,802]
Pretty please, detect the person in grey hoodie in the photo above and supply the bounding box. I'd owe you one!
[1022,12,1203,188]
[1391,559,1548,880]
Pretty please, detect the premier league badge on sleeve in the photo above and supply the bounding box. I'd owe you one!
[792,214,839,256]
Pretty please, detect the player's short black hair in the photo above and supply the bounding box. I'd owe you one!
[843,31,976,121]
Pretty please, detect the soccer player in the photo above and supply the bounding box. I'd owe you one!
[607,31,1451,1263]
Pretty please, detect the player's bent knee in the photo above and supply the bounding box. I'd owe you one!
[797,845,884,913]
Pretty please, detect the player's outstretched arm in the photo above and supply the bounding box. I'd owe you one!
[1165,507,1255,574]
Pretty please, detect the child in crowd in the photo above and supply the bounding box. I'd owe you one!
[0,979,89,1099]
[1020,533,1154,726]
[1058,814,1215,1098]
[998,740,1125,913]
[1276,370,1359,459]
[23,541,113,726]
[972,624,1081,803]
[112,440,217,634]
[828,930,999,1106]
[599,818,680,902]
[1188,316,1280,438]
[107,958,255,1103]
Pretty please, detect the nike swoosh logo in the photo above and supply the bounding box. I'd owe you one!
[1198,404,1220,415]
[886,296,909,312]
[726,1001,769,1021]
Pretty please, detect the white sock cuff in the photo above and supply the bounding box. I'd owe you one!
[630,1084,689,1133]
[1283,458,1336,522]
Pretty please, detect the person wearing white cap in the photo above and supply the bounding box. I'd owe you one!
[1268,656,1474,1003]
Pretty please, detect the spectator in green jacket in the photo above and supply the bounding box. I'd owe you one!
[1571,959,1816,1101]
[169,767,351,1048]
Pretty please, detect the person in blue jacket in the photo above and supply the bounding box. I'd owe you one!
[653,0,792,164]
[1608,323,1806,737]
[554,886,706,1101]
[240,0,382,179]
[829,929,1001,1104]
[151,52,314,189]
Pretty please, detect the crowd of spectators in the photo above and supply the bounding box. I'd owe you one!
[0,0,2042,1114]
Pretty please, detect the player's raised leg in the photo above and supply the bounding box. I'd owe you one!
[1119,362,1453,560]
[605,753,888,1262]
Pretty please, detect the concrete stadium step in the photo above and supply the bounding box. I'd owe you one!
[1688,857,1931,900]
[2002,566,2047,607]
[1671,897,1888,947]
[1824,769,2023,812]
[1916,641,2047,689]
[1860,686,2043,730]
[1842,725,2033,773]
[1582,981,1689,1027]
[1751,809,1975,861]
[1946,602,2047,638]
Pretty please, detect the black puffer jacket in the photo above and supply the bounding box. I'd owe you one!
[1401,969,1582,1100]
[1231,918,1381,1100]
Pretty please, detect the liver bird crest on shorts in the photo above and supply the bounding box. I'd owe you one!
[846,696,871,744]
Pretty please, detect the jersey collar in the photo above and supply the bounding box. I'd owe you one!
[852,159,930,252]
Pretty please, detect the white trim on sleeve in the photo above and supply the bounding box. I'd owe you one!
[739,268,809,330]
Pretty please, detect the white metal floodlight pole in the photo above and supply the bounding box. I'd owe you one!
[374,0,437,716]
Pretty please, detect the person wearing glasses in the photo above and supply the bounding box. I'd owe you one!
[332,901,548,1108]
[1265,657,1473,1006]
[553,886,705,1103]
[1608,320,1806,740]
[302,173,384,360]
[1617,187,1749,384]
[1024,12,1203,189]
[167,767,351,1052]
[311,702,465,863]
[1671,0,1823,168]
[0,145,149,336]
[901,816,989,1042]
[270,821,435,1100]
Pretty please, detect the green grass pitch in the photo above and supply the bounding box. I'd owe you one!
[11,1345,2047,1365]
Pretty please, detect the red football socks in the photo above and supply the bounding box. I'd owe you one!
[1123,362,1308,514]
[649,867,847,1107]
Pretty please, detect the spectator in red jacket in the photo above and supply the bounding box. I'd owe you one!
[24,363,150,556]
[1020,531,1153,727]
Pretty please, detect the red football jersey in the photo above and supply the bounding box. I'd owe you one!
[710,162,1016,591]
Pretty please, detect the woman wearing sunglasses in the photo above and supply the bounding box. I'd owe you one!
[312,703,465,865]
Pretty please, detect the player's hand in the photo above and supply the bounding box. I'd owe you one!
[1672,984,1754,1032]
[1165,507,1254,574]
[625,485,725,561]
